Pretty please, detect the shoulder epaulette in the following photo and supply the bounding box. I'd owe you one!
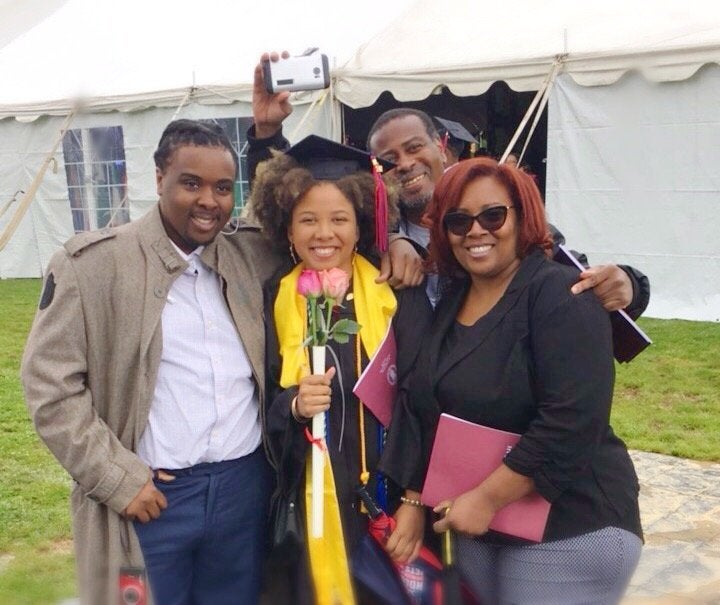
[64,227,116,257]
[235,218,262,233]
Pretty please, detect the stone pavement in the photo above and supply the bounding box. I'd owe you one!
[623,451,720,605]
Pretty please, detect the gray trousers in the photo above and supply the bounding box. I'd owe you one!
[456,526,642,605]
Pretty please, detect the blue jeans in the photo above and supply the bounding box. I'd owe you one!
[134,449,272,605]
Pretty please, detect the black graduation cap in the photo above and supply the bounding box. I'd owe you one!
[286,134,394,252]
[433,117,479,145]
[286,135,395,180]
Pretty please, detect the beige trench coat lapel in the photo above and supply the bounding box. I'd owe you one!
[133,210,188,441]
[202,236,265,388]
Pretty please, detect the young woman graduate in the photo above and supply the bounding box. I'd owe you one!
[248,136,433,604]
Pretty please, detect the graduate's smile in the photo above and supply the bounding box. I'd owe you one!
[289,183,359,275]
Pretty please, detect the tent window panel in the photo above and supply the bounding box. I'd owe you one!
[62,131,84,163]
[199,116,254,214]
[65,163,84,188]
[62,126,129,233]
[67,184,89,232]
[109,184,129,224]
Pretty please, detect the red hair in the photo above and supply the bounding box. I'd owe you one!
[423,157,553,279]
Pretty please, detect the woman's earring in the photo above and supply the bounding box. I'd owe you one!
[289,242,298,264]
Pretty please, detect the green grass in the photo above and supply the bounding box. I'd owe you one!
[0,278,718,603]
[612,317,720,461]
[0,279,75,605]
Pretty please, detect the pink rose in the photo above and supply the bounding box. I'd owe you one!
[320,268,350,302]
[297,270,322,298]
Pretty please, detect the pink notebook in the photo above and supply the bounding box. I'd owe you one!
[421,413,551,542]
[353,325,397,427]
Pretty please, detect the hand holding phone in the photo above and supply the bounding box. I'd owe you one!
[253,51,293,139]
[262,50,330,94]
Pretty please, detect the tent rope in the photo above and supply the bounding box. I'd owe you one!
[170,87,195,122]
[0,190,23,221]
[0,111,76,253]
[104,194,130,229]
[500,55,565,165]
[195,85,240,104]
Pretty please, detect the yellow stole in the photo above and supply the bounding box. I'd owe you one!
[274,255,397,387]
[273,255,397,605]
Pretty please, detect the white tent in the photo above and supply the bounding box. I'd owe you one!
[2,0,720,321]
[0,0,413,278]
[331,0,720,322]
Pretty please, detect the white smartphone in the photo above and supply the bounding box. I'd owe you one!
[262,53,330,94]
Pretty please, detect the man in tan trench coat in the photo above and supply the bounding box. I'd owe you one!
[22,118,423,604]
[22,120,285,604]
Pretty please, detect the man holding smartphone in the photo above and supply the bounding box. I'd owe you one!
[249,51,425,288]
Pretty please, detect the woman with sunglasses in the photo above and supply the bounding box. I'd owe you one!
[379,157,642,603]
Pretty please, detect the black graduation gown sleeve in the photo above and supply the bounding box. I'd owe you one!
[549,222,651,319]
[616,264,650,320]
[247,125,290,184]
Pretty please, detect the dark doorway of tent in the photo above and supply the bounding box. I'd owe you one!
[342,82,548,198]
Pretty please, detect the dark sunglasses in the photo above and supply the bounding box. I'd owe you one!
[442,205,515,236]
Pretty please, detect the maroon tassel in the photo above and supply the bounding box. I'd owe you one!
[441,131,449,155]
[371,156,388,253]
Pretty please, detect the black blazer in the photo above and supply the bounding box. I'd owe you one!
[380,250,642,542]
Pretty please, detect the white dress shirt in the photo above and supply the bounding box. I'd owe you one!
[137,242,262,469]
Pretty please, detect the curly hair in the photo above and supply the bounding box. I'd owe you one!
[247,152,399,258]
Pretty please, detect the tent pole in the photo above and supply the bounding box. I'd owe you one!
[499,56,564,165]
[288,89,329,141]
[0,111,76,254]
[330,56,339,141]
[338,92,346,147]
[518,60,564,164]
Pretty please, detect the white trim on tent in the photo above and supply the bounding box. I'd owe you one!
[334,0,720,108]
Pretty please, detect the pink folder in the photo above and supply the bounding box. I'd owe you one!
[353,325,397,427]
[421,413,551,542]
